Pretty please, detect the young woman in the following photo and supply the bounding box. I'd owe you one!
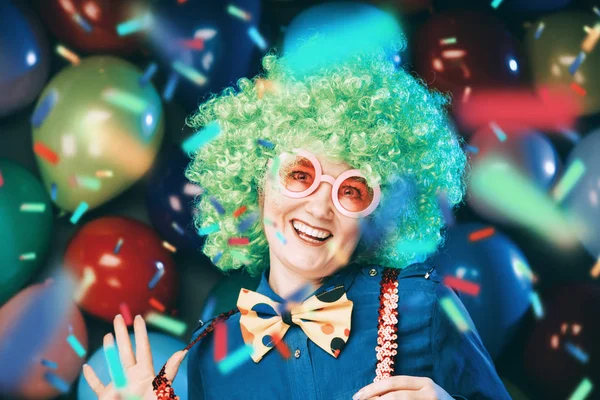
[83,33,511,400]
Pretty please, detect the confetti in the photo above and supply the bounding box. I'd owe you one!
[67,334,86,357]
[594,6,600,17]
[552,158,586,203]
[490,0,504,8]
[51,183,57,201]
[569,51,587,75]
[120,303,133,325]
[468,227,495,242]
[44,371,70,393]
[228,4,252,21]
[178,38,205,50]
[440,297,470,333]
[248,26,267,50]
[73,13,92,32]
[149,297,166,312]
[437,191,455,227]
[489,121,507,142]
[95,170,114,179]
[441,50,466,59]
[276,231,287,245]
[564,341,589,364]
[231,250,252,265]
[20,203,46,213]
[182,121,221,154]
[31,89,58,128]
[443,276,481,296]
[570,82,587,96]
[201,296,216,323]
[256,139,275,149]
[591,258,600,278]
[209,196,226,214]
[56,44,80,65]
[233,205,248,218]
[568,378,593,400]
[217,344,253,375]
[139,63,158,87]
[163,71,179,102]
[0,170,3,187]
[19,252,36,261]
[116,13,152,36]
[102,88,148,114]
[214,321,227,361]
[34,142,60,165]
[530,291,544,318]
[171,221,185,235]
[582,23,600,53]
[73,267,96,303]
[462,86,471,103]
[211,251,223,265]
[440,37,457,45]
[41,359,58,369]
[535,22,545,40]
[198,223,220,236]
[148,261,165,290]
[238,211,259,232]
[228,237,250,246]
[70,202,89,224]
[271,332,291,359]
[76,175,102,191]
[114,238,124,254]
[104,342,127,388]
[145,312,187,336]
[162,241,177,253]
[172,60,207,85]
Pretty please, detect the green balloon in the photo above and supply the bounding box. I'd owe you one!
[526,12,600,116]
[0,160,53,305]
[31,56,165,212]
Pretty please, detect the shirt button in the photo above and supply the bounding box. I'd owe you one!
[294,349,301,358]
[369,268,378,277]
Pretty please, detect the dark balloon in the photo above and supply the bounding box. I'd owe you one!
[146,0,261,109]
[146,146,206,254]
[35,0,144,54]
[412,10,524,112]
[64,216,179,323]
[524,284,600,399]
[0,1,50,117]
[203,270,261,318]
[430,222,533,359]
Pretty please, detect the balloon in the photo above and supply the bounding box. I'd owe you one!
[145,0,261,109]
[146,146,206,254]
[467,129,561,225]
[0,159,53,305]
[35,0,145,54]
[524,284,600,399]
[429,222,533,359]
[31,56,165,212]
[203,270,261,318]
[562,129,600,258]
[64,216,179,323]
[77,331,188,400]
[283,1,408,76]
[525,12,600,116]
[412,10,524,113]
[0,1,50,117]
[0,276,87,399]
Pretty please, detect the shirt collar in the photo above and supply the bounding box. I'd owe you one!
[254,262,365,304]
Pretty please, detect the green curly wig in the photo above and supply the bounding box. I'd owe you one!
[185,34,469,277]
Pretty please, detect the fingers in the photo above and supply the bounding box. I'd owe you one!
[133,315,153,367]
[164,350,189,383]
[82,364,105,396]
[355,376,424,400]
[113,314,136,369]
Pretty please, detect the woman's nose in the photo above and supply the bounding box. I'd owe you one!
[305,181,335,218]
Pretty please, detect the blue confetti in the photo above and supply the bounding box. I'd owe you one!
[163,71,179,102]
[248,26,267,50]
[211,251,223,265]
[148,262,165,290]
[238,212,259,232]
[201,296,216,322]
[31,89,58,128]
[73,13,93,33]
[44,371,70,393]
[67,334,86,357]
[139,63,158,87]
[565,342,589,364]
[114,238,124,254]
[50,183,57,201]
[70,202,89,224]
[569,51,587,76]
[41,359,58,369]
[257,139,274,149]
[209,196,226,214]
[276,231,287,244]
[530,291,544,318]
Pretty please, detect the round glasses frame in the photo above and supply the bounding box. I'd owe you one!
[273,148,382,219]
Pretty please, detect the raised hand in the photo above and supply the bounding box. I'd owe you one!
[82,314,188,400]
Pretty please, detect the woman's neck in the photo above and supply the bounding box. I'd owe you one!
[267,264,324,301]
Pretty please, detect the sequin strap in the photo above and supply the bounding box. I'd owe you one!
[152,307,239,400]
[374,268,400,382]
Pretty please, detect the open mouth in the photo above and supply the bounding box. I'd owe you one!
[290,220,333,245]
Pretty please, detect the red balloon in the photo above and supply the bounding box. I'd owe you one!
[524,284,600,399]
[35,0,145,54]
[0,280,87,399]
[412,10,524,113]
[64,217,179,323]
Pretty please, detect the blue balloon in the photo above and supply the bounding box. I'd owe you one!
[146,0,261,109]
[77,332,188,400]
[429,222,533,359]
[283,1,407,77]
[0,1,49,117]
[146,146,206,253]
[562,129,600,259]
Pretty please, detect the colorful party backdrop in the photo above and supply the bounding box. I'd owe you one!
[1,0,600,399]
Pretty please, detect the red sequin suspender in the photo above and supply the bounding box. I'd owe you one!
[374,268,400,381]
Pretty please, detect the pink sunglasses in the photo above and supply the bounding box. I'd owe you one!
[269,148,381,218]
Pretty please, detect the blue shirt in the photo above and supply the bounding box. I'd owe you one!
[187,262,511,399]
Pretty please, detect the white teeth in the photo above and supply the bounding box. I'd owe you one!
[292,221,331,239]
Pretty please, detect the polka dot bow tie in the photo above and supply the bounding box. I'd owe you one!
[236,285,353,363]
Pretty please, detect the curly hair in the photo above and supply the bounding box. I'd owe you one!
[185,35,469,277]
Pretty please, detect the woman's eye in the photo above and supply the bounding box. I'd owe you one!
[291,171,310,181]
[342,186,363,199]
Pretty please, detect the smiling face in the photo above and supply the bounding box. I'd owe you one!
[259,152,363,281]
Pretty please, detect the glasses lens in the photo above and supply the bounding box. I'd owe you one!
[279,155,315,193]
[337,176,375,212]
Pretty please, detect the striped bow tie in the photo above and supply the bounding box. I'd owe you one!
[236,285,353,362]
